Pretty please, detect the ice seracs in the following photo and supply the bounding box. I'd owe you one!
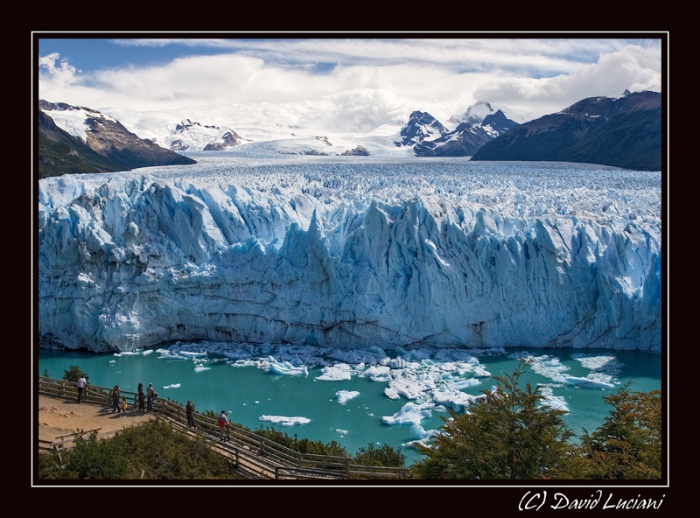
[39,156,660,354]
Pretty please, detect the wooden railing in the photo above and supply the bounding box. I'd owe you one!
[38,376,410,480]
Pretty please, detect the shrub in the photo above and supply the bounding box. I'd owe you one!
[38,420,241,480]
[354,443,406,468]
[62,365,88,383]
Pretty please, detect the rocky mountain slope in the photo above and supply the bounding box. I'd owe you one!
[471,91,661,170]
[38,101,196,178]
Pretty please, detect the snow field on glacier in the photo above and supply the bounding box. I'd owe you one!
[38,156,661,352]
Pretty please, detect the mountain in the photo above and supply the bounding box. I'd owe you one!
[448,101,519,133]
[398,103,519,157]
[203,130,244,151]
[394,111,448,147]
[413,122,495,157]
[38,101,196,178]
[471,91,661,170]
[165,119,246,151]
[481,109,520,136]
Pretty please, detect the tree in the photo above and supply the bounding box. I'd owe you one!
[62,365,88,383]
[354,443,406,468]
[411,360,575,480]
[577,385,661,479]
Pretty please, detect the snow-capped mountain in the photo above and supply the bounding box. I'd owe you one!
[393,111,448,147]
[448,101,520,136]
[395,103,519,157]
[38,101,195,177]
[413,122,495,157]
[164,119,247,151]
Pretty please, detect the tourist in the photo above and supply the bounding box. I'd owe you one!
[137,383,145,411]
[120,397,128,417]
[186,400,197,429]
[146,383,156,412]
[76,374,87,404]
[111,385,121,413]
[218,410,229,441]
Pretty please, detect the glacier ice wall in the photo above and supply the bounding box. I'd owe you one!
[38,158,661,352]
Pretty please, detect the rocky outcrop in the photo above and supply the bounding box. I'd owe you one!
[339,145,370,156]
[203,131,243,151]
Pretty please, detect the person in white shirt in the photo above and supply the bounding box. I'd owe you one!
[77,375,87,404]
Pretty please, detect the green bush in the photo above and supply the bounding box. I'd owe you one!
[38,419,241,480]
[253,426,349,457]
[354,443,406,468]
[62,365,88,383]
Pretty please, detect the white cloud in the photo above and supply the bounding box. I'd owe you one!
[474,45,662,119]
[38,41,662,132]
[39,52,79,88]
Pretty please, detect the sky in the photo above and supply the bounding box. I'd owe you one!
[37,36,663,133]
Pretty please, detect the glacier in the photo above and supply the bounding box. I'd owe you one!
[38,155,661,353]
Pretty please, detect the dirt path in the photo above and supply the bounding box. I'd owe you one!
[38,394,155,443]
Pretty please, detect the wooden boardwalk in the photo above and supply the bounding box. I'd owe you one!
[38,377,409,481]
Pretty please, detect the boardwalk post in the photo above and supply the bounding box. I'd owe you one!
[53,444,62,464]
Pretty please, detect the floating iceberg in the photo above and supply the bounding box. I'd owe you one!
[259,415,310,426]
[336,390,360,404]
[265,360,308,376]
[316,364,352,381]
[553,375,615,389]
[384,387,400,400]
[382,402,432,426]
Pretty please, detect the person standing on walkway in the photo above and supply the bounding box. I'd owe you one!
[77,375,87,404]
[120,397,128,417]
[218,410,229,441]
[111,385,121,413]
[186,401,197,429]
[146,383,156,412]
[137,383,145,412]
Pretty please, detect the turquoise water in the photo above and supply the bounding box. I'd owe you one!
[37,347,662,465]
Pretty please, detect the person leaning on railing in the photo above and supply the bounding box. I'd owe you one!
[218,410,229,441]
[186,401,198,429]
[146,383,156,412]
